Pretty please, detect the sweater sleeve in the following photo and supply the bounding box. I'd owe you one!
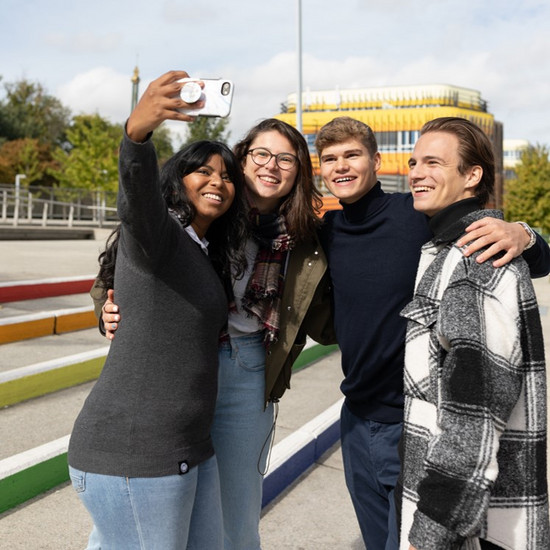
[523,232,550,278]
[117,130,175,270]
[409,264,525,549]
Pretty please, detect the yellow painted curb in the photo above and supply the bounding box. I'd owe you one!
[0,307,97,344]
[0,354,106,408]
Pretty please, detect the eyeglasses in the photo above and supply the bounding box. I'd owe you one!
[247,148,298,171]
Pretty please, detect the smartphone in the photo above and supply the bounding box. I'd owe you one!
[178,78,234,118]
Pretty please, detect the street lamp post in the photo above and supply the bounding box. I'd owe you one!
[13,173,26,227]
[296,0,303,134]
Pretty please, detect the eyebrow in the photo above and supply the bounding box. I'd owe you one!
[321,148,363,159]
[409,154,444,164]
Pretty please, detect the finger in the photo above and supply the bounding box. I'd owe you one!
[464,218,492,233]
[474,243,504,264]
[106,330,115,340]
[461,235,492,256]
[491,250,514,268]
[457,230,482,248]
[107,288,115,302]
[103,313,120,323]
[158,70,191,86]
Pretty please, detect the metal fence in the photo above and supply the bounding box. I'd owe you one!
[0,184,118,227]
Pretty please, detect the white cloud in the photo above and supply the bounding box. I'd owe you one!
[56,67,133,123]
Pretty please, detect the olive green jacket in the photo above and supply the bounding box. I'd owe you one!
[90,233,336,405]
[263,233,335,404]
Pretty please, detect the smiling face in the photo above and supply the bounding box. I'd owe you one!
[182,153,235,238]
[408,131,481,217]
[319,139,381,204]
[242,130,298,213]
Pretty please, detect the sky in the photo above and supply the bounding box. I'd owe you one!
[2,0,549,148]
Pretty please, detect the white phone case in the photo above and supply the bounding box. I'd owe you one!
[179,78,234,118]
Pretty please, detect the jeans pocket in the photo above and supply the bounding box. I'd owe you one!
[69,467,86,494]
[235,344,265,373]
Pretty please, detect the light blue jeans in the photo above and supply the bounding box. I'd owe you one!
[211,332,275,550]
[69,455,222,550]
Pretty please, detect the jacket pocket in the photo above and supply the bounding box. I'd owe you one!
[400,295,439,328]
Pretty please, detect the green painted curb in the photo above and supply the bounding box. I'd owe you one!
[0,453,69,514]
[292,343,339,372]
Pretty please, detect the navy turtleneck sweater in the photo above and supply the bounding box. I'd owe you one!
[320,183,431,422]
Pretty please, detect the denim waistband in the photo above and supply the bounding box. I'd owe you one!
[219,330,265,349]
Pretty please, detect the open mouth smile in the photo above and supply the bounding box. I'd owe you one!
[203,193,223,202]
[258,175,280,185]
[334,177,355,184]
[411,186,434,194]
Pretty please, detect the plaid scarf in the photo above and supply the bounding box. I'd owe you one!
[241,209,294,346]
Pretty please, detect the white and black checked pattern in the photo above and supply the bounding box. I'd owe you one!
[400,210,549,550]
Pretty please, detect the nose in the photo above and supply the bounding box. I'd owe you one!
[264,155,278,170]
[335,156,348,171]
[408,162,423,183]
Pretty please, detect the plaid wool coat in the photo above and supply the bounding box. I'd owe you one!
[399,209,549,550]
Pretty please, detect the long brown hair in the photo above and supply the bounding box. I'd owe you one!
[233,118,322,242]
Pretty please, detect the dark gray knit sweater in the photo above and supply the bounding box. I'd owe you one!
[68,133,227,477]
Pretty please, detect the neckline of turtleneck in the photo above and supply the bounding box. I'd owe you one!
[428,197,482,241]
[340,182,384,223]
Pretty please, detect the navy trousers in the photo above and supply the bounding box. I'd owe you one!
[340,403,402,550]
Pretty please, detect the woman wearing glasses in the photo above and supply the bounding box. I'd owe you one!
[96,117,335,549]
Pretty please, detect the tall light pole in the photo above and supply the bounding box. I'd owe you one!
[296,0,303,133]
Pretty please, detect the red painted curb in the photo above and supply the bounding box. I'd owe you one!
[0,277,95,303]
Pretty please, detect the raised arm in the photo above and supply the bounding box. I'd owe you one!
[456,217,550,276]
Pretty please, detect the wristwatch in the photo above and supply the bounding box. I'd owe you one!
[516,222,537,250]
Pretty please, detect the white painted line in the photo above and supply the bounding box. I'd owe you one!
[0,275,96,288]
[266,398,343,476]
[0,305,94,326]
[0,347,109,383]
[0,436,70,479]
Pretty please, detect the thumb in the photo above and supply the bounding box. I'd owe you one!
[107,288,115,303]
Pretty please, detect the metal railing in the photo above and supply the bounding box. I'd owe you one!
[0,184,118,228]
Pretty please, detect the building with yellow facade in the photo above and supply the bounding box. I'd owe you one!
[275,84,504,209]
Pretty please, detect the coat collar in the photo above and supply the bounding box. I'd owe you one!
[428,198,502,246]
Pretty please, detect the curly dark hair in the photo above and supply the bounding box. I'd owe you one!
[233,118,322,241]
[97,140,248,298]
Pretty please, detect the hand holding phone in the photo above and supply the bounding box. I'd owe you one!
[178,78,234,118]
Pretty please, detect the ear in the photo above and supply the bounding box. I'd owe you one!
[373,151,382,172]
[464,165,482,189]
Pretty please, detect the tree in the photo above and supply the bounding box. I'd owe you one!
[0,138,45,184]
[504,144,550,234]
[50,114,121,193]
[182,116,231,147]
[151,123,175,166]
[0,78,71,147]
